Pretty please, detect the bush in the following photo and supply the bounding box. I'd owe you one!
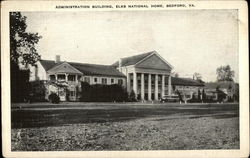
[128,90,136,102]
[29,80,47,102]
[11,62,30,103]
[48,93,60,104]
[176,90,183,102]
[80,82,129,102]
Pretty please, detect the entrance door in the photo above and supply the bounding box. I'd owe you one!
[69,90,76,101]
[58,88,66,101]
[145,93,148,100]
[151,93,155,100]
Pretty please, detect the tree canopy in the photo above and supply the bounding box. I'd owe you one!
[193,72,202,80]
[10,12,42,67]
[216,65,235,82]
[10,12,42,102]
[193,72,204,83]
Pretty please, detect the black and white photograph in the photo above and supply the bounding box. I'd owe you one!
[1,1,249,158]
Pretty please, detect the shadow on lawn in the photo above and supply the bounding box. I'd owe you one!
[11,104,239,129]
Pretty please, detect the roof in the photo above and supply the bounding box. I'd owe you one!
[39,60,57,71]
[69,62,126,77]
[171,77,204,87]
[204,81,236,89]
[39,60,126,77]
[111,51,155,67]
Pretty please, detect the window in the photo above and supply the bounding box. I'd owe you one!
[85,77,90,83]
[158,76,162,84]
[57,74,65,81]
[68,75,76,81]
[118,79,123,85]
[111,78,114,84]
[94,78,98,83]
[50,75,55,81]
[70,91,76,97]
[102,78,107,84]
[78,75,81,81]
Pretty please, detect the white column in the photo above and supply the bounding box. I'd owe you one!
[65,74,68,82]
[162,75,165,97]
[155,74,159,100]
[141,73,145,100]
[148,74,152,101]
[168,75,172,95]
[133,72,137,99]
[55,74,58,81]
[76,74,78,83]
[127,73,131,93]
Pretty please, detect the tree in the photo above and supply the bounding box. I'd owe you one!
[193,72,202,80]
[197,89,201,101]
[233,83,239,102]
[193,72,204,83]
[10,12,42,67]
[129,90,136,102]
[10,12,42,102]
[202,89,206,102]
[216,65,235,82]
[173,72,179,78]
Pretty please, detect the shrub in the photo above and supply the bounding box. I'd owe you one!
[48,93,60,104]
[29,80,47,102]
[11,63,30,103]
[202,89,206,102]
[128,90,136,102]
[176,90,183,102]
[80,82,129,102]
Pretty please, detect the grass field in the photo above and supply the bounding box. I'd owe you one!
[11,103,239,151]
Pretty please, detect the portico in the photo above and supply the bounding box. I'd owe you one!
[112,51,174,101]
[129,72,172,101]
[49,73,80,84]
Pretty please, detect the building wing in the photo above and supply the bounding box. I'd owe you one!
[171,77,204,87]
[69,62,126,77]
[39,60,57,71]
[39,59,125,78]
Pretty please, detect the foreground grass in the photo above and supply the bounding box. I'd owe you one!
[11,115,239,150]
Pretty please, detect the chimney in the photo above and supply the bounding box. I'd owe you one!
[55,55,60,63]
[119,58,122,71]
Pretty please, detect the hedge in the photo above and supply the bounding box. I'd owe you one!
[80,82,129,102]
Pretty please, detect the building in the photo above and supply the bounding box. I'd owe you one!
[29,55,126,101]
[171,77,204,94]
[112,51,173,101]
[30,51,204,101]
[204,81,238,102]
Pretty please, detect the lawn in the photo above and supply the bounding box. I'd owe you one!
[11,103,239,151]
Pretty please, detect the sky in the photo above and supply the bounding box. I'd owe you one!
[22,10,239,82]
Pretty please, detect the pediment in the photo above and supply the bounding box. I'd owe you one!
[135,54,172,70]
[47,62,83,74]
